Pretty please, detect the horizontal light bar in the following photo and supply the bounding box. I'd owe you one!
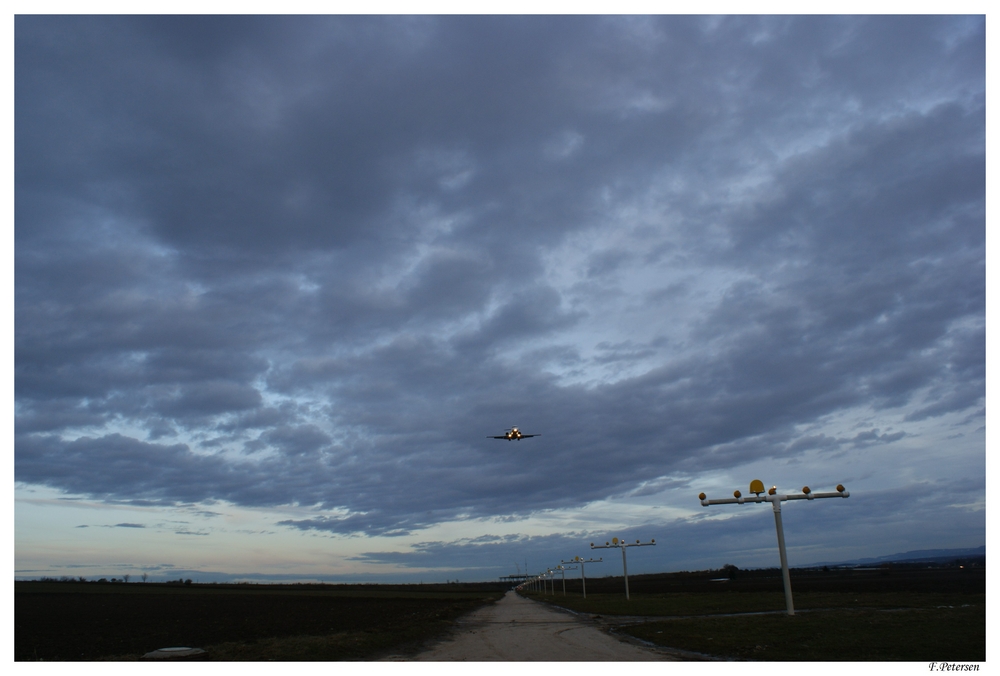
[699,486,849,506]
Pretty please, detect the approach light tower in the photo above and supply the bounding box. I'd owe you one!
[543,569,554,595]
[699,480,850,616]
[554,564,575,596]
[591,537,656,600]
[561,556,602,599]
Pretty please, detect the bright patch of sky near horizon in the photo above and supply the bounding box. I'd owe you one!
[14,14,985,582]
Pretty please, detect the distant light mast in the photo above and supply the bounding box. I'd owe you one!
[698,480,850,616]
[554,564,574,595]
[561,556,602,599]
[590,537,656,600]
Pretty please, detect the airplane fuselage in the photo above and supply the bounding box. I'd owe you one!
[490,426,538,440]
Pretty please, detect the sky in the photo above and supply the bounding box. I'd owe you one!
[13,13,986,584]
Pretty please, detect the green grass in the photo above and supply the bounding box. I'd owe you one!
[524,590,982,616]
[620,605,985,661]
[525,591,985,661]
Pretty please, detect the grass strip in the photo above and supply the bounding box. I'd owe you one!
[526,590,983,616]
[617,605,985,661]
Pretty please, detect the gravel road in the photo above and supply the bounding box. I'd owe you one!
[383,590,679,661]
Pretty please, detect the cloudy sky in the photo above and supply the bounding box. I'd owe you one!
[14,14,985,583]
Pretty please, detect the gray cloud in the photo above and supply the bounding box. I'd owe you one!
[15,16,984,573]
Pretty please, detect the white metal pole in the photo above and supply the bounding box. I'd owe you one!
[621,544,630,600]
[567,558,600,599]
[771,497,795,616]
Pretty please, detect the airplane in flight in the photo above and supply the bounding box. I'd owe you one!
[489,426,539,441]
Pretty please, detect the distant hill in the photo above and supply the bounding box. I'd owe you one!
[805,545,985,568]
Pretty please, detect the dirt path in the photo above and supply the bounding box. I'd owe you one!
[383,590,678,661]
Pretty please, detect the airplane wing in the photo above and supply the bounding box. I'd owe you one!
[489,436,510,439]
[519,434,539,438]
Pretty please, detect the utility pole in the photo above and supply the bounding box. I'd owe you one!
[699,481,850,616]
[561,556,602,599]
[591,537,656,600]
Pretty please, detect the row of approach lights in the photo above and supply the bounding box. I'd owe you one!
[521,557,604,599]
[700,481,850,616]
[520,538,656,602]
[519,481,849,616]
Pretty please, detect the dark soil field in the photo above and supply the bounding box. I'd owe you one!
[526,563,986,661]
[15,581,506,661]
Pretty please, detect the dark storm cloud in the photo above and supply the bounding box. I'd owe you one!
[15,16,984,547]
